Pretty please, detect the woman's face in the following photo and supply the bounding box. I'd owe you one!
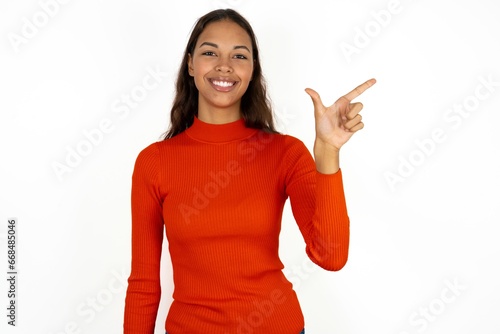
[188,20,254,120]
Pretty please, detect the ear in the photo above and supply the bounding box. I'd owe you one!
[187,53,194,76]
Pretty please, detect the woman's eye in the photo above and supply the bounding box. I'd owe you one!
[234,54,248,60]
[202,51,216,56]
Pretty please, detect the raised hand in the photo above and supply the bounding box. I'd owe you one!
[305,78,376,152]
[305,78,376,174]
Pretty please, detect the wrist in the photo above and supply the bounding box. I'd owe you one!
[314,139,340,174]
[314,138,340,155]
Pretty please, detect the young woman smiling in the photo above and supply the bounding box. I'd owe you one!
[124,8,375,334]
[187,19,254,125]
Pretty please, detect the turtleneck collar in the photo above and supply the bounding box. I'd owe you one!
[184,116,259,144]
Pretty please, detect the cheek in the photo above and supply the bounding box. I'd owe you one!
[191,58,208,75]
[240,64,254,82]
[191,62,207,88]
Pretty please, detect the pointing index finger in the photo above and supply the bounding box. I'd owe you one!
[344,78,377,101]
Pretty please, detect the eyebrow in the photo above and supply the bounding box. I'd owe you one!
[199,42,251,53]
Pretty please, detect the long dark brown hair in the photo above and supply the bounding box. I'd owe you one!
[163,9,277,139]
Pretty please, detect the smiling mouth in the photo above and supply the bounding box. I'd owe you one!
[209,79,237,89]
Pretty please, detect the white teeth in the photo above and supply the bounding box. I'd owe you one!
[212,80,234,87]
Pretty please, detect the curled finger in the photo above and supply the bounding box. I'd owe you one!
[347,102,363,120]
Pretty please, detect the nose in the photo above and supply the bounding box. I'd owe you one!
[215,58,233,73]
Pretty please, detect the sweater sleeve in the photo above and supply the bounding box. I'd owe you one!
[284,137,350,271]
[124,143,164,334]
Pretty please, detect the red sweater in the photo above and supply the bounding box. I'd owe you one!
[123,117,350,333]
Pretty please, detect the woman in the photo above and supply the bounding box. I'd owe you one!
[124,8,375,334]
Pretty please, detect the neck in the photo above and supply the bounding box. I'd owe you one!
[185,116,258,143]
[197,104,242,124]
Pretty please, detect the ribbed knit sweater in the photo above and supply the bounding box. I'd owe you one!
[123,117,350,334]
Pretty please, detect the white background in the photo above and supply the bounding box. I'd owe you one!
[1,0,500,333]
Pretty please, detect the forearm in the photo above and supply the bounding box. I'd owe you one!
[285,138,350,271]
[309,170,350,271]
[124,279,161,334]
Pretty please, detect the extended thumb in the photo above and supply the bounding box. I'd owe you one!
[305,88,323,110]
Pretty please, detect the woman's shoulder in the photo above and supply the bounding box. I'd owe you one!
[272,132,309,153]
[256,132,312,166]
[139,132,188,153]
[133,141,160,169]
[134,134,180,159]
